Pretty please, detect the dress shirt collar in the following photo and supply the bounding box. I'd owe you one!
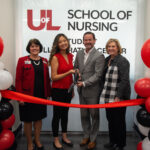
[84,47,95,55]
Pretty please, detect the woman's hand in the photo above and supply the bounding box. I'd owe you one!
[114,97,120,102]
[68,69,76,74]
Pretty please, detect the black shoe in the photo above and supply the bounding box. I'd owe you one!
[53,142,64,150]
[104,143,116,149]
[34,145,44,150]
[33,140,44,150]
[62,139,73,147]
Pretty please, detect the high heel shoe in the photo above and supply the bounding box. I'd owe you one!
[53,142,64,150]
[33,139,44,150]
[62,139,73,147]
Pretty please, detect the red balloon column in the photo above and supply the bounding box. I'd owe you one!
[135,39,150,150]
[0,37,15,149]
[140,39,150,113]
[135,39,150,113]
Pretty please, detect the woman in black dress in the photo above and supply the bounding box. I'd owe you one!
[15,39,51,150]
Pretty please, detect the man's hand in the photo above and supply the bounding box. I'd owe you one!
[77,81,83,87]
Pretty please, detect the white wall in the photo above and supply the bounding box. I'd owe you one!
[0,0,15,76]
[145,0,150,40]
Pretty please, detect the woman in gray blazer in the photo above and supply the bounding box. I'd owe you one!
[100,39,131,150]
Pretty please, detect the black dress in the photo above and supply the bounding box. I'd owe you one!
[19,58,47,122]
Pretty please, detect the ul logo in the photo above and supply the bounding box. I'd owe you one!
[27,10,61,31]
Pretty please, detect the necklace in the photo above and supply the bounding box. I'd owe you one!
[33,60,40,66]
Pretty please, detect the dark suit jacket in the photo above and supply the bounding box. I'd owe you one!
[103,54,131,100]
[15,56,51,97]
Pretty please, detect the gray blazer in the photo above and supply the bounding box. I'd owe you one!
[74,48,105,98]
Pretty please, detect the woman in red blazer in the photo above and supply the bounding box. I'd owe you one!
[15,39,51,150]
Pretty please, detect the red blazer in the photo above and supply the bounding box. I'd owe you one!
[15,56,51,97]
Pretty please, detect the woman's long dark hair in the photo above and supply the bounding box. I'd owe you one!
[49,33,70,65]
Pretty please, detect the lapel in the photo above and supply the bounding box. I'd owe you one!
[84,48,96,67]
[80,48,96,74]
[80,50,85,67]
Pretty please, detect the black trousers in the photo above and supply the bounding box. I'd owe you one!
[106,107,126,147]
[51,88,72,137]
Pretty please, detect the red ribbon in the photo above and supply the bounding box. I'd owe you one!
[1,90,145,108]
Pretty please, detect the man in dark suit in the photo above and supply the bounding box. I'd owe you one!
[74,32,105,149]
